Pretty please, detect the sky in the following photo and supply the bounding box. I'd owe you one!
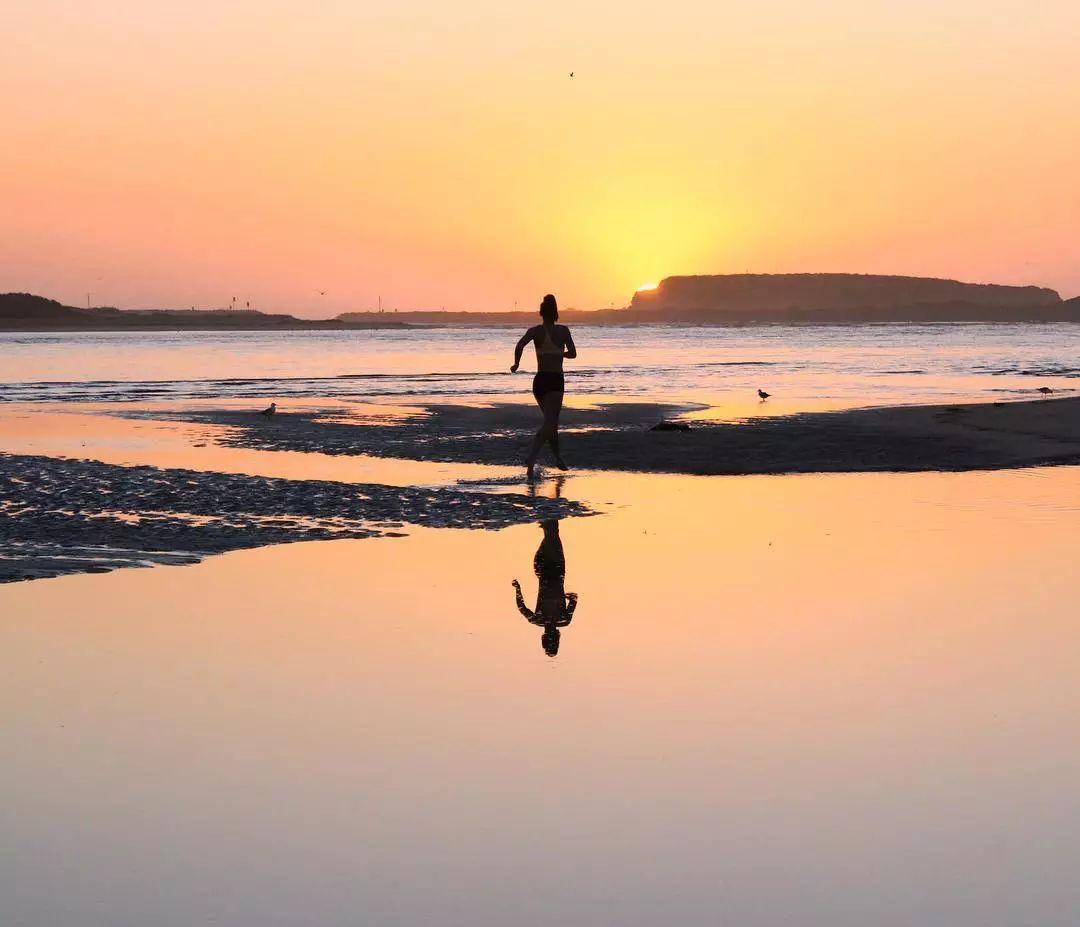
[2,0,1079,316]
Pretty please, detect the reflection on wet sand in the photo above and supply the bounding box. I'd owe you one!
[513,476,579,656]
[513,519,579,656]
[3,467,1080,926]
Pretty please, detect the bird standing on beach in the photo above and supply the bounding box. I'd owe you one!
[757,389,771,401]
[258,402,277,417]
[1037,386,1054,396]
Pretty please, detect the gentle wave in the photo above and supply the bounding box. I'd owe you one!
[972,363,1079,377]
[2,324,1078,408]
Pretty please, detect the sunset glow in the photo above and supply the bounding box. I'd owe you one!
[5,6,1080,924]
[3,1,1080,315]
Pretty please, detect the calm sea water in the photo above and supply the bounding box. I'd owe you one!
[1,324,1077,409]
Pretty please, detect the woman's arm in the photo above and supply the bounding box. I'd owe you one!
[512,579,534,619]
[562,328,577,359]
[511,328,534,373]
[565,592,578,620]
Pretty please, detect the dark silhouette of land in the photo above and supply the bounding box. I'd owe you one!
[624,274,1073,323]
[0,293,411,331]
[5,274,1079,330]
[342,274,1079,325]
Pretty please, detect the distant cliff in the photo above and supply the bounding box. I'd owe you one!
[626,274,1070,323]
[0,293,410,330]
[340,274,1077,326]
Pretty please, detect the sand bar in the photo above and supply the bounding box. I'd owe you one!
[153,396,1080,476]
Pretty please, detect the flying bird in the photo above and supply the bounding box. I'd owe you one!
[570,72,574,78]
[757,389,771,401]
[1037,386,1054,395]
[258,402,277,417]
[317,290,327,296]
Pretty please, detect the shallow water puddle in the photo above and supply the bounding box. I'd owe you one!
[2,467,1079,925]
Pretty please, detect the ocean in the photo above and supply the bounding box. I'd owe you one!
[1,323,1076,410]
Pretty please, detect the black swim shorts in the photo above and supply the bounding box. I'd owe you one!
[532,371,565,403]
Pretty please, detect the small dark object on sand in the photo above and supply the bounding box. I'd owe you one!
[651,421,691,432]
[258,402,277,418]
[758,389,771,401]
[1038,387,1054,396]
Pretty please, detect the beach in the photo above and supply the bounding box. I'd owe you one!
[9,1,1080,918]
[1,324,1076,581]
[159,394,1080,475]
[2,325,1079,925]
[2,394,1077,583]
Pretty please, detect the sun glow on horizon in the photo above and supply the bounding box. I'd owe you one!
[4,1,1080,313]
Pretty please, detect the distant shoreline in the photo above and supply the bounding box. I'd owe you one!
[5,272,1078,330]
[0,322,416,332]
[3,318,1079,333]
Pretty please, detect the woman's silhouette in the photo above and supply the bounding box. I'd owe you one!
[511,294,577,479]
[512,519,578,656]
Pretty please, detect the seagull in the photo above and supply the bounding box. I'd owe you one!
[317,290,327,296]
[1037,387,1054,395]
[757,389,771,401]
[570,72,574,78]
[258,402,277,417]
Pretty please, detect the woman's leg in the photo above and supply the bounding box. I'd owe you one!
[545,390,567,469]
[525,390,563,477]
[524,391,548,477]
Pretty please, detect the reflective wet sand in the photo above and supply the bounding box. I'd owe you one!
[0,402,517,487]
[3,467,1078,926]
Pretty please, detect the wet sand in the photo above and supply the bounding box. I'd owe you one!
[0,453,587,583]
[160,396,1080,475]
[1,395,1075,583]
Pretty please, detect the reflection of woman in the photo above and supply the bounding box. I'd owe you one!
[512,519,578,657]
[510,294,577,480]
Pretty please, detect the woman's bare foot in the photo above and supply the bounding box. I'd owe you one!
[526,465,537,481]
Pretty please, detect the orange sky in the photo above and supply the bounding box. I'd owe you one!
[3,1,1079,316]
